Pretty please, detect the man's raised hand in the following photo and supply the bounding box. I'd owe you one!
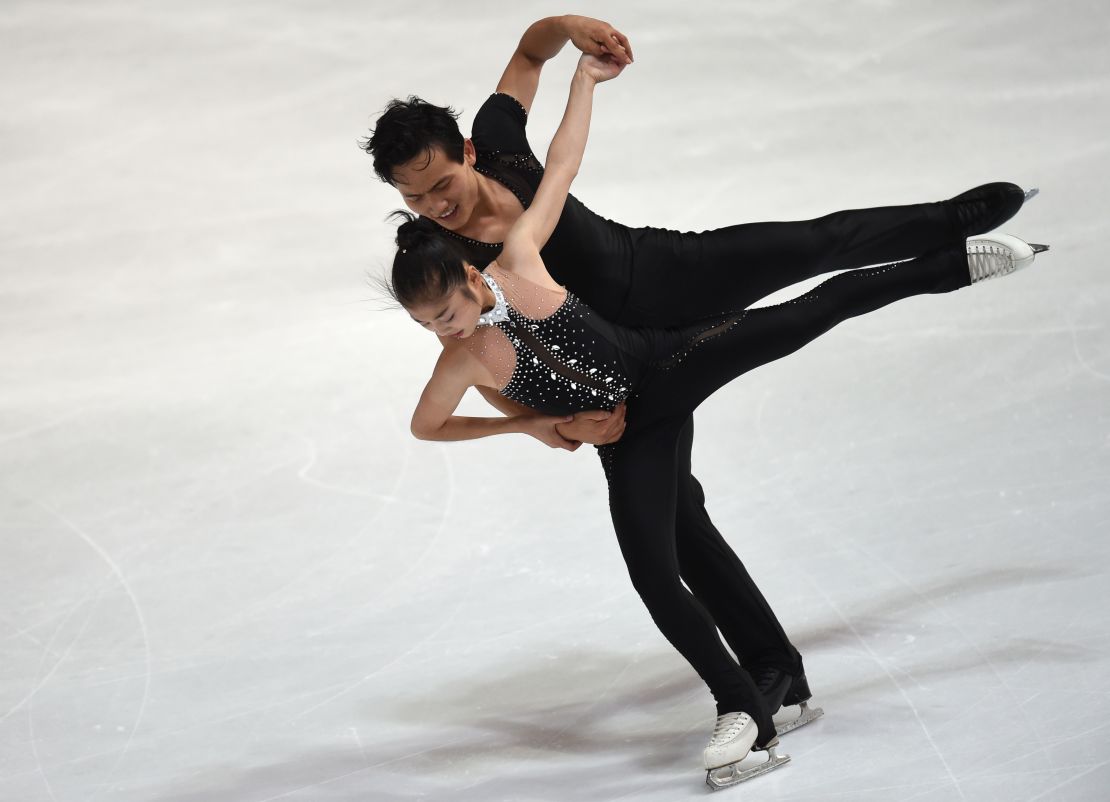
[567,16,633,65]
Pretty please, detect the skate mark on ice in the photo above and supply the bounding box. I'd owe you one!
[0,606,71,651]
[457,589,630,649]
[803,572,968,800]
[348,726,369,764]
[286,446,462,722]
[285,575,470,724]
[295,432,424,506]
[286,596,464,724]
[984,716,1110,790]
[4,677,381,782]
[1026,753,1110,802]
[790,779,955,800]
[213,430,431,635]
[30,500,153,794]
[535,643,646,752]
[137,678,361,759]
[304,439,458,639]
[249,736,478,802]
[27,676,63,802]
[0,408,84,447]
[0,576,107,726]
[851,541,1057,775]
[1067,313,1110,383]
[6,572,114,800]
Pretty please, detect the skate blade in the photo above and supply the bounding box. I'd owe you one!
[1024,187,1040,202]
[774,700,825,737]
[705,745,790,791]
[1030,243,1049,254]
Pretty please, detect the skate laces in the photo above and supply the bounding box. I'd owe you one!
[967,242,1015,283]
[711,712,751,744]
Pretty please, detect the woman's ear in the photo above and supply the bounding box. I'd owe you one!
[462,264,486,305]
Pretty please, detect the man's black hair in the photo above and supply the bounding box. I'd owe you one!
[363,96,465,185]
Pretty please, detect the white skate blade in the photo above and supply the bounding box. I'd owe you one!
[705,745,790,791]
[1024,187,1039,202]
[774,700,825,737]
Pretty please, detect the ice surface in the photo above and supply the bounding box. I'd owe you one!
[2,2,1109,800]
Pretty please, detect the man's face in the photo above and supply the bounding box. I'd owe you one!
[392,141,478,232]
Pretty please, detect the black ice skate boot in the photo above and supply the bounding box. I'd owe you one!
[754,667,825,737]
[946,182,1030,239]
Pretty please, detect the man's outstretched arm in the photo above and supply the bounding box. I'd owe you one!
[496,15,632,113]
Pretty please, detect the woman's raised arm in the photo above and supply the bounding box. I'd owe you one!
[499,54,626,279]
[495,16,632,114]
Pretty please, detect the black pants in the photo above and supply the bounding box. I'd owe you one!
[615,202,962,684]
[600,237,969,746]
[619,199,959,328]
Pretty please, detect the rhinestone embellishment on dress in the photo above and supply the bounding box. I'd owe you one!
[477,273,510,327]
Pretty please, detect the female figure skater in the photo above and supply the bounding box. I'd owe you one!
[365,15,1031,737]
[386,53,1045,787]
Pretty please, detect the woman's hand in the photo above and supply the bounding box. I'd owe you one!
[557,404,626,445]
[577,52,627,84]
[566,16,633,65]
[522,413,582,451]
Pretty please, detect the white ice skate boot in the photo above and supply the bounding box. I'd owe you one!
[966,233,1049,284]
[704,712,790,790]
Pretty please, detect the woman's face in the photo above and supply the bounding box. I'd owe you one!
[405,268,488,340]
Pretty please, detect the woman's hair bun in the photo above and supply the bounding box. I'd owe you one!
[386,209,468,307]
[390,210,438,252]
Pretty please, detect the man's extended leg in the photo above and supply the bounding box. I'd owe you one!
[622,183,1024,326]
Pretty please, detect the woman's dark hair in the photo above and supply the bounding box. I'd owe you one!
[363,96,465,185]
[385,211,471,308]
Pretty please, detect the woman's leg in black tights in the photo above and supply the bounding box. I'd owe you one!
[600,419,776,745]
[672,418,802,675]
[623,200,959,327]
[643,243,972,417]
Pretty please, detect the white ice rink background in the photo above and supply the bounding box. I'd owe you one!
[2,2,1109,800]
